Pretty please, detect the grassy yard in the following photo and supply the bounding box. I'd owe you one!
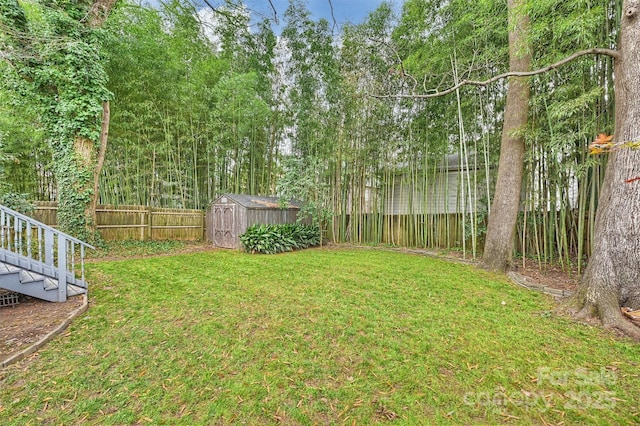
[1,248,638,424]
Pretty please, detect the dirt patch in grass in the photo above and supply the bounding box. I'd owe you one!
[514,263,581,293]
[0,295,85,365]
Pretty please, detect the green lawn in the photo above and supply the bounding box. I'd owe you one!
[1,248,638,424]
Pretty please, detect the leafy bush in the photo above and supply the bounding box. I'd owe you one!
[87,240,188,258]
[0,192,34,215]
[240,223,320,254]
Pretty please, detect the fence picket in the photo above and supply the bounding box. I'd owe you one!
[33,202,204,242]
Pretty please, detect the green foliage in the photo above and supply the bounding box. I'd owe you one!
[526,0,615,59]
[99,1,277,207]
[240,223,320,254]
[282,0,342,159]
[0,0,621,267]
[0,123,36,214]
[276,156,332,229]
[0,192,34,214]
[86,240,188,258]
[0,0,113,241]
[519,0,618,270]
[394,0,508,89]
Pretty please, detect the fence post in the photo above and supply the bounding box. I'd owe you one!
[147,205,153,241]
[140,210,145,241]
[201,209,206,241]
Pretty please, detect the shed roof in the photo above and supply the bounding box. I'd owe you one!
[214,194,301,210]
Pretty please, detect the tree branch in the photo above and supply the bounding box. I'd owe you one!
[327,0,338,32]
[372,48,620,99]
[267,0,278,25]
[370,36,418,91]
[202,0,249,30]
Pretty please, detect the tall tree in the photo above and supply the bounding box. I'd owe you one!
[572,0,640,338]
[389,0,509,251]
[0,73,53,201]
[385,0,640,334]
[279,0,342,231]
[0,0,117,240]
[481,0,531,271]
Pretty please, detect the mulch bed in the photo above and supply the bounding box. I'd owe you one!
[511,262,581,293]
[0,295,85,365]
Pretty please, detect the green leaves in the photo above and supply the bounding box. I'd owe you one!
[0,0,114,240]
[527,0,611,60]
[276,155,332,229]
[97,1,280,206]
[240,223,320,254]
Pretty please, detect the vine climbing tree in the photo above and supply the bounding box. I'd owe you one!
[0,0,117,241]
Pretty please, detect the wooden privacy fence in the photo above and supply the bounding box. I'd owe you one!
[33,202,204,241]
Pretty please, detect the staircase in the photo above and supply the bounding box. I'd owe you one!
[0,205,94,302]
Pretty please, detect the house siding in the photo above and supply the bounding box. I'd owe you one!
[385,170,481,215]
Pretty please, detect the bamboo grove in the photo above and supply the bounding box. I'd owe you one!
[0,0,620,271]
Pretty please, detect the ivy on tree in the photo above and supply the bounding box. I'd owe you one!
[0,0,115,241]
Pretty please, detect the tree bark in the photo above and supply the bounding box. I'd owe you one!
[89,101,110,230]
[481,0,531,271]
[571,0,640,338]
[88,0,119,29]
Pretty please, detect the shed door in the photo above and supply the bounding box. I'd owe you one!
[213,204,235,248]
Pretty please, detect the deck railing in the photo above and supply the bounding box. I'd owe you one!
[0,204,94,302]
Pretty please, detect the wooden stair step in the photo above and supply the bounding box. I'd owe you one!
[20,270,45,284]
[43,277,58,291]
[67,284,86,297]
[0,262,20,275]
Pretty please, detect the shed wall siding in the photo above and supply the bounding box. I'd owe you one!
[208,194,302,249]
[235,205,248,249]
[245,209,300,229]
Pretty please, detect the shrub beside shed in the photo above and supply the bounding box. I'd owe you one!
[206,194,303,249]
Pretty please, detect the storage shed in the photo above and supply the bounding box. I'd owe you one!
[206,194,303,249]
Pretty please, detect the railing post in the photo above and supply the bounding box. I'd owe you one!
[80,245,86,284]
[0,210,5,260]
[26,222,32,260]
[13,216,19,253]
[45,229,54,265]
[57,235,67,302]
[0,210,4,250]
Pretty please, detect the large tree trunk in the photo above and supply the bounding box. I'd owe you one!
[90,101,111,231]
[571,0,640,338]
[481,0,531,271]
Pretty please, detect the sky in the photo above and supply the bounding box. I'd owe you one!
[246,0,401,28]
